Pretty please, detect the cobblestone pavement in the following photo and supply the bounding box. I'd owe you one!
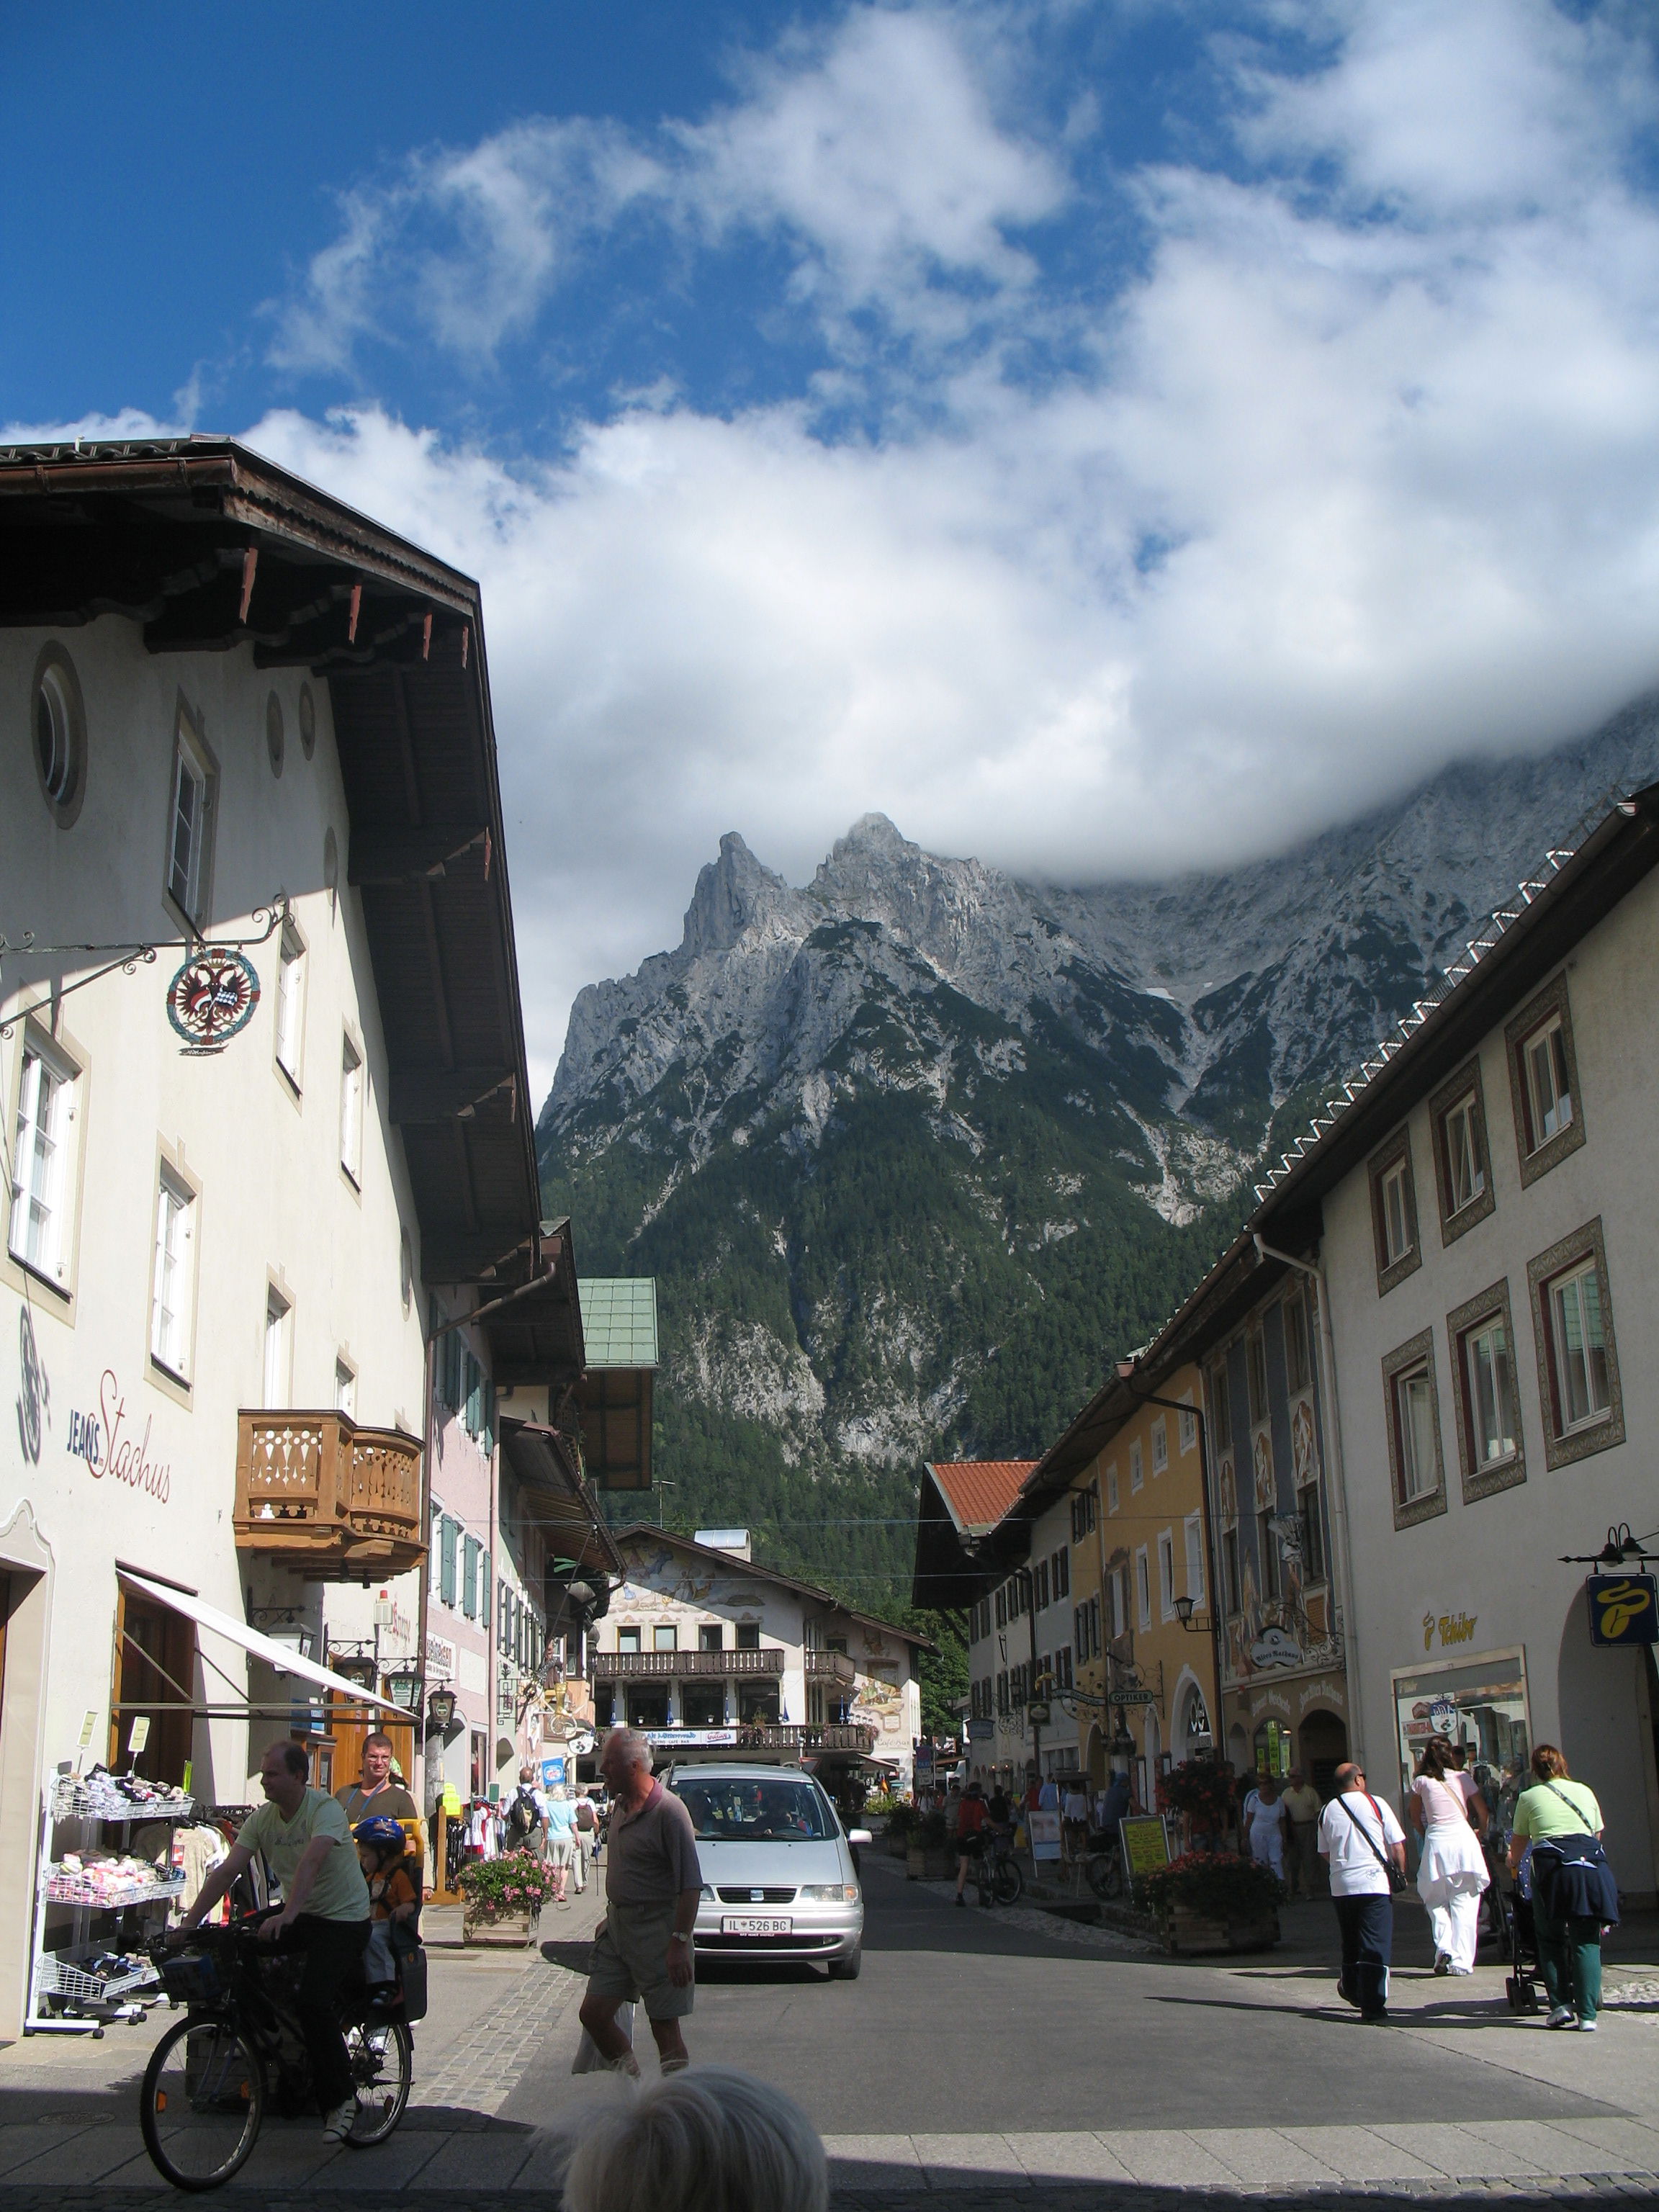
[414,1948,588,2117]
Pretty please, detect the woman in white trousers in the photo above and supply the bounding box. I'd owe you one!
[1410,1737,1490,1974]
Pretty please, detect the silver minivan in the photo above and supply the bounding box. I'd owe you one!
[667,1763,870,1980]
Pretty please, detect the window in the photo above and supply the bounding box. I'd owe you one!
[334,1359,356,1416]
[1157,1531,1176,1619]
[462,1535,480,1619]
[1427,1057,1496,1241]
[32,648,86,826]
[1108,1568,1127,1640]
[1151,1416,1168,1474]
[994,1587,1007,1629]
[735,1622,760,1650]
[1053,1547,1069,1599]
[167,707,215,925]
[1178,1394,1197,1453]
[996,1671,1010,1715]
[1444,1094,1484,1212]
[1246,1328,1269,1425]
[1034,1560,1049,1611]
[9,1035,78,1284]
[1107,1462,1120,1514]
[654,1624,678,1652]
[1368,1132,1422,1293]
[1184,1515,1205,1609]
[339,1037,364,1186]
[150,1171,194,1380]
[1506,979,1586,1184]
[1297,1480,1326,1583]
[1222,1526,1241,1615]
[440,1516,459,1608]
[274,924,306,1088]
[428,1501,442,1595]
[1130,1440,1144,1493]
[1070,1484,1097,1542]
[1528,1226,1625,1473]
[1088,1594,1101,1658]
[1382,1330,1445,1526]
[480,1550,491,1633]
[1463,1316,1516,1466]
[1210,1363,1233,1452]
[1136,1547,1151,1631]
[1256,1510,1281,1601]
[1284,1296,1312,1394]
[1054,1646,1074,1691]
[698,1622,724,1651]
[617,1625,642,1654]
[262,1285,291,1408]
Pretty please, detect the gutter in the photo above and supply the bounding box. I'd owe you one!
[1253,1235,1364,1769]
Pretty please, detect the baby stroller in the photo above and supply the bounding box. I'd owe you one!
[1502,1885,1542,2013]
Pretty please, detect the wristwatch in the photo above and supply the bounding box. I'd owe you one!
[669,1930,691,1946]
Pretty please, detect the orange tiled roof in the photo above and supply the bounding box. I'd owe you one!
[925,1460,1036,1538]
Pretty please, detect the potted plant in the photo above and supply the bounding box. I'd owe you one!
[1139,1851,1283,1954]
[1156,1758,1238,1849]
[884,1802,916,1856]
[458,1848,554,1946]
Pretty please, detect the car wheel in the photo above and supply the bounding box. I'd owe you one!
[827,1946,862,1982]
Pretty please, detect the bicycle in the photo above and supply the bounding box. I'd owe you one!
[1083,1831,1125,1902]
[971,1825,1025,1908]
[140,1921,414,2190]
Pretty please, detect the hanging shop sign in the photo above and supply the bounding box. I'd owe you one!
[1588,1575,1658,1647]
[166,948,260,1053]
[1248,1627,1303,1671]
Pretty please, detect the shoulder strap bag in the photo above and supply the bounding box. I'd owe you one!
[1338,1793,1407,1892]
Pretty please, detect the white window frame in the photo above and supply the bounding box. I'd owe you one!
[339,1034,364,1188]
[1523,1016,1573,1151]
[1135,1546,1151,1632]
[1549,1259,1611,1433]
[1106,1462,1120,1514]
[166,707,215,927]
[1443,1093,1485,1214]
[1380,1159,1413,1265]
[263,1284,292,1409]
[1157,1530,1176,1620]
[1394,1365,1438,1501]
[150,1168,197,1382]
[1151,1415,1168,1474]
[1177,1393,1197,1453]
[8,1030,78,1287]
[1129,1440,1144,1493]
[1184,1514,1205,1609]
[274,921,307,1090]
[1463,1317,1516,1467]
[335,1357,357,1418]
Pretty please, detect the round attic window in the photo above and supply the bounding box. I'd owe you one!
[266,691,285,778]
[32,647,86,827]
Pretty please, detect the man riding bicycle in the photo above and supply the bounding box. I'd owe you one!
[172,1741,372,2144]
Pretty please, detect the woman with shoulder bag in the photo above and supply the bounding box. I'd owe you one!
[1508,1745,1616,2032]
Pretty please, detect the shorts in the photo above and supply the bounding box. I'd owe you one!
[585,1900,693,2020]
[549,1835,574,1866]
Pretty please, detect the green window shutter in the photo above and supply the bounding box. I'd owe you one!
[440,1516,458,1606]
[462,1534,480,1619]
[480,1552,491,1633]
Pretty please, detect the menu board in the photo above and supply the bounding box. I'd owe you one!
[1119,1814,1174,1881]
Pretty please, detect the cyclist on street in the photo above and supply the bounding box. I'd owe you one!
[174,1741,372,2144]
[953,1780,989,1907]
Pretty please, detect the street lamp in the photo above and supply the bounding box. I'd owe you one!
[426,1686,458,1735]
[384,1662,423,1712]
[1109,1715,1136,1775]
[1173,1595,1200,1632]
[328,1653,377,1691]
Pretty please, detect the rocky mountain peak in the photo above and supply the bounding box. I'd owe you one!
[680,830,797,959]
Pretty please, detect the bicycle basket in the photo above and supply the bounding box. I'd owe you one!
[158,1950,221,2005]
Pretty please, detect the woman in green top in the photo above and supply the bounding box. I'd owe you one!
[1507,1745,1606,2031]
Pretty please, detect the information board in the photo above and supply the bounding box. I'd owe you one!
[1119,1813,1174,1884]
[1028,1808,1063,1862]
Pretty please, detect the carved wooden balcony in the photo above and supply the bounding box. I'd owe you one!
[593,1648,783,1680]
[235,1411,426,1579]
[804,1650,857,1683]
[731,1723,879,1755]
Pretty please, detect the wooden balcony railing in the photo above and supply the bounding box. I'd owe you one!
[593,1649,783,1680]
[804,1650,857,1683]
[736,1723,879,1755]
[235,1411,425,1579]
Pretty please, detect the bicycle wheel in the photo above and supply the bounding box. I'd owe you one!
[140,2015,264,2191]
[993,1857,1024,1907]
[343,2016,413,2146]
[1085,1853,1123,1902]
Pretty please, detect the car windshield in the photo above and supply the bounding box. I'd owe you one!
[675,1777,835,1842]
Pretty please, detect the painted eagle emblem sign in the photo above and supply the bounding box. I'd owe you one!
[166,948,261,1053]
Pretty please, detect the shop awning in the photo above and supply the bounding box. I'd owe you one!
[120,1571,402,1715]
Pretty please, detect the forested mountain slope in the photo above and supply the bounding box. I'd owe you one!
[538,698,1659,1610]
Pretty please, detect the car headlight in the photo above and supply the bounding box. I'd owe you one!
[799,1884,860,1903]
[700,1884,717,1901]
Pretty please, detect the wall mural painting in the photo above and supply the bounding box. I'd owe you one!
[1252,1431,1275,1511]
[1290,1398,1318,1487]
[1218,1460,1236,1521]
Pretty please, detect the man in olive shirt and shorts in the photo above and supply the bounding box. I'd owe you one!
[577,1727,703,2075]
[175,1742,372,2141]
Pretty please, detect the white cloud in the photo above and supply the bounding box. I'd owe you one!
[27,3,1659,1103]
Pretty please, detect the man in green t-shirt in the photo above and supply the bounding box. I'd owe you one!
[177,1741,372,2141]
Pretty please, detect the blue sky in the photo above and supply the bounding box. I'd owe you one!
[8,2,1659,1092]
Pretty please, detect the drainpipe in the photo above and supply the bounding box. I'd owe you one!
[1251,1235,1364,1770]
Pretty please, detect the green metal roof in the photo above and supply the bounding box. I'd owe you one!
[578,1278,660,1370]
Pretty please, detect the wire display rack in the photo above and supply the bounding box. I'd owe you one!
[26,1776,199,2036]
